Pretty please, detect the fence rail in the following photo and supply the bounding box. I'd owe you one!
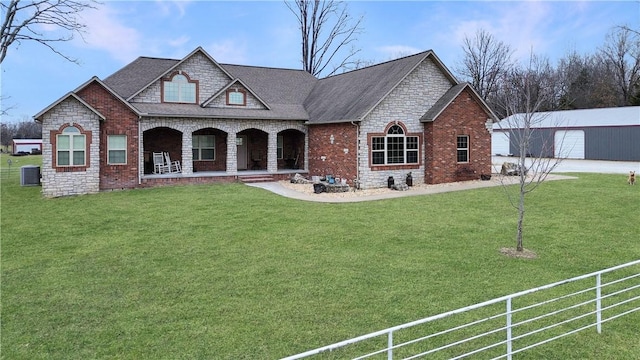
[282,260,640,360]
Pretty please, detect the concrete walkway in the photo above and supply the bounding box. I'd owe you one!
[247,174,577,203]
[492,156,640,174]
[248,158,636,203]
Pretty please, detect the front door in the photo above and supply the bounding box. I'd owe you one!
[237,135,248,170]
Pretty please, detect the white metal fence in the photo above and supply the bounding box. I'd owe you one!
[282,260,640,360]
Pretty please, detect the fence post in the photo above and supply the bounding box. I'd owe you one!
[388,330,393,360]
[506,297,512,360]
[596,273,602,334]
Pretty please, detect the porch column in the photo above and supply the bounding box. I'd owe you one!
[181,132,193,175]
[226,132,238,175]
[267,131,278,174]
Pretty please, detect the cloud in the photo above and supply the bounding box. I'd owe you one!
[168,36,191,48]
[76,4,141,63]
[206,39,248,64]
[376,45,422,60]
[154,0,190,18]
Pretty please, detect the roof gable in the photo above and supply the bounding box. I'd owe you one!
[108,47,234,102]
[421,83,498,122]
[203,78,271,109]
[305,51,459,124]
[34,92,105,122]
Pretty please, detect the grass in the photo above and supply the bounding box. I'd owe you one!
[1,153,639,359]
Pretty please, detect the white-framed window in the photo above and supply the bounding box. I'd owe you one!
[163,73,196,103]
[193,135,215,161]
[371,125,419,165]
[57,126,85,166]
[457,135,469,163]
[226,89,246,106]
[107,135,126,164]
[277,135,283,159]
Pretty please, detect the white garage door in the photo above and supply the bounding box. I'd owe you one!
[492,131,510,156]
[555,130,585,159]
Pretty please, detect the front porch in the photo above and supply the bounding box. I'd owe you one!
[140,169,308,188]
[140,118,308,182]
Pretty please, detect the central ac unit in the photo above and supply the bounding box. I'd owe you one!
[21,165,41,186]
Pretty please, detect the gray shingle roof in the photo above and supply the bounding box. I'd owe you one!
[103,57,179,100]
[304,51,435,124]
[97,47,478,124]
[220,64,317,105]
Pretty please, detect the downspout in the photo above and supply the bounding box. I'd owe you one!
[138,115,142,185]
[351,120,360,189]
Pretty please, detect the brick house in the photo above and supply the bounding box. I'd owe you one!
[34,47,497,197]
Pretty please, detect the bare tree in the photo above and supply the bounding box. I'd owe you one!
[1,0,97,64]
[556,51,620,109]
[456,29,514,103]
[494,54,565,253]
[285,0,363,76]
[598,26,640,106]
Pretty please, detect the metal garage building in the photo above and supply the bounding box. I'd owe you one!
[492,106,640,161]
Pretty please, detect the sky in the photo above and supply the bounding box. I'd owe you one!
[1,1,639,123]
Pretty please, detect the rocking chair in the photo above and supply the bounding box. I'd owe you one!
[164,152,181,173]
[153,152,170,174]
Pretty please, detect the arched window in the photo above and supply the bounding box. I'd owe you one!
[226,89,246,106]
[57,126,86,166]
[371,124,419,165]
[163,73,197,103]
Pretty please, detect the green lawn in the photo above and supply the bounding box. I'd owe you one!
[1,154,639,359]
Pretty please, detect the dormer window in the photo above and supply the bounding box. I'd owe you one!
[162,72,197,103]
[226,89,246,106]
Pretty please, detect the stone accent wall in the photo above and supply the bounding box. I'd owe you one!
[357,57,453,189]
[140,118,307,178]
[424,88,492,184]
[205,84,266,109]
[40,97,101,197]
[76,82,140,191]
[308,123,358,184]
[132,52,231,103]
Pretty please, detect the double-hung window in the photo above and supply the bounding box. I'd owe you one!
[371,125,419,165]
[57,126,85,166]
[193,135,215,161]
[457,135,469,163]
[107,135,126,164]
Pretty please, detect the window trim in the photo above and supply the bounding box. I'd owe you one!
[456,135,470,163]
[161,71,199,104]
[107,135,127,165]
[226,88,247,106]
[368,122,421,169]
[51,123,91,172]
[192,134,216,161]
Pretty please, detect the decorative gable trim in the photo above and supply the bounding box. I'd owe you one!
[203,78,271,110]
[124,46,233,102]
[34,91,106,122]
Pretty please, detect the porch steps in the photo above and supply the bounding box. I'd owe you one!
[239,174,277,183]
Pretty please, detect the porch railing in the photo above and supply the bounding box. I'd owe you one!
[282,259,640,359]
